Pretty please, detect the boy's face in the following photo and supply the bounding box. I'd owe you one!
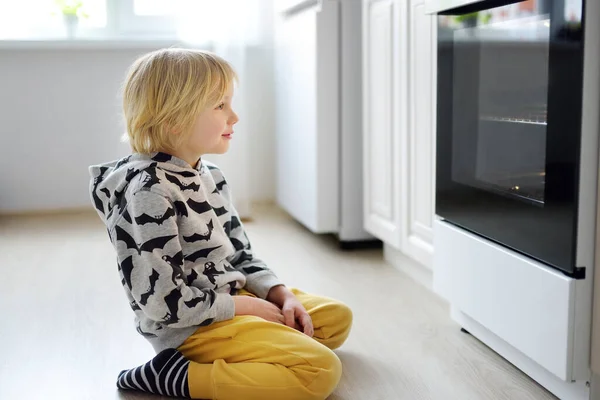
[176,85,238,166]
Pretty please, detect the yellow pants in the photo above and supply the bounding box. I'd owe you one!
[177,288,353,400]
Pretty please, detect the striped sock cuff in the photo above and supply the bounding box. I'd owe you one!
[117,348,190,398]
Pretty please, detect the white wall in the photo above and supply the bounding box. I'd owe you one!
[0,45,276,216]
[0,48,134,212]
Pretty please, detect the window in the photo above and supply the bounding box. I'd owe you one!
[0,0,107,39]
[0,0,265,44]
[0,0,184,40]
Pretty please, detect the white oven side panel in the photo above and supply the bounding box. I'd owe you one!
[433,220,576,380]
[574,0,600,380]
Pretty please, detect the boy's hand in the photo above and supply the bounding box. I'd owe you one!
[233,296,285,325]
[266,285,314,336]
[281,296,314,337]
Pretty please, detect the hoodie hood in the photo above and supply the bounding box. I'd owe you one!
[88,152,203,223]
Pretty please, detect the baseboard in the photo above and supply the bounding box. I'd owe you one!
[251,199,277,206]
[592,372,600,400]
[0,206,93,218]
[384,244,433,292]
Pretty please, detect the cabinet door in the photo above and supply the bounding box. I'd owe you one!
[362,0,406,248]
[274,0,340,233]
[402,0,436,268]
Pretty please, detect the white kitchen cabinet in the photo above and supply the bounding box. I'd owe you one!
[362,0,437,268]
[362,0,405,249]
[274,0,340,234]
[274,0,372,243]
[402,0,437,267]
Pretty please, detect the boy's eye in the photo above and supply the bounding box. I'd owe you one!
[216,103,225,110]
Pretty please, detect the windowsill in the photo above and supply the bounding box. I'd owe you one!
[0,37,210,50]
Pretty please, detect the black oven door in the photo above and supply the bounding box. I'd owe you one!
[435,0,585,276]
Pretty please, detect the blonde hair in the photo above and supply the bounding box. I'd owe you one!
[122,48,237,154]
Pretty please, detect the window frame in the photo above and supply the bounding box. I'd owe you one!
[112,0,178,37]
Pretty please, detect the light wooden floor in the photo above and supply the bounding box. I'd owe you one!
[0,204,556,400]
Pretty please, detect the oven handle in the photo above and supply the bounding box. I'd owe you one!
[426,0,489,15]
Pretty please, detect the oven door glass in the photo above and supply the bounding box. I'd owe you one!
[436,0,585,275]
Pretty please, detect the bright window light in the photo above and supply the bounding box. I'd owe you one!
[133,0,176,16]
[0,0,106,39]
[0,0,262,42]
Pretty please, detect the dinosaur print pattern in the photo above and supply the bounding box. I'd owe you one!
[89,152,281,354]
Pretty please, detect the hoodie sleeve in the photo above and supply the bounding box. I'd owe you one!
[114,189,235,328]
[224,197,283,300]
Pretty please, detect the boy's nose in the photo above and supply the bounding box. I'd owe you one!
[229,111,239,125]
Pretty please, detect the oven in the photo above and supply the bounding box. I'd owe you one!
[434,0,586,277]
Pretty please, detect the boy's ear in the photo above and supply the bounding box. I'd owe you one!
[168,124,183,136]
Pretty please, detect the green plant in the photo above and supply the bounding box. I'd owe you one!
[454,11,492,26]
[454,12,479,23]
[54,0,88,18]
[481,12,492,25]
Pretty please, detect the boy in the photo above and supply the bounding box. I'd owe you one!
[89,48,352,400]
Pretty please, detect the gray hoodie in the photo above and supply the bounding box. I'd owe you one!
[89,152,282,353]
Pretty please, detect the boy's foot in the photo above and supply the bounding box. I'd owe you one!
[117,348,191,398]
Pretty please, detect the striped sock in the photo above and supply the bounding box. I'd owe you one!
[116,348,191,398]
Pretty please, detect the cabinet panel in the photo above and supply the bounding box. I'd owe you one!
[403,0,436,267]
[274,0,339,233]
[362,0,403,247]
[368,0,393,219]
